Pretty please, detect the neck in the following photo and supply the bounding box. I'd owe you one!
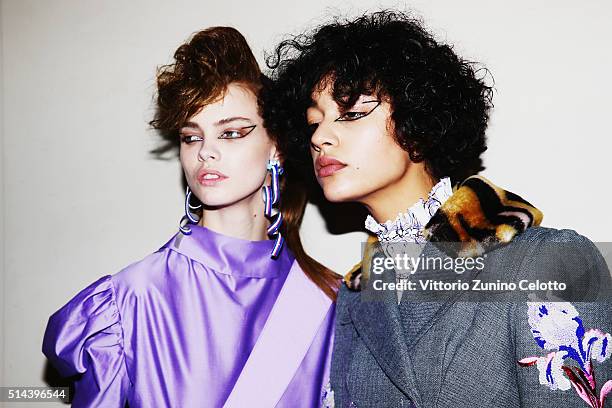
[198,191,269,241]
[363,163,437,223]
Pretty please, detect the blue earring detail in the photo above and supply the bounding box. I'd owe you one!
[263,159,285,258]
[179,186,201,235]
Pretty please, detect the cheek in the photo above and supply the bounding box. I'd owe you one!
[322,126,409,200]
[230,138,271,171]
[348,125,399,173]
[179,147,197,174]
[223,140,272,187]
[357,136,410,185]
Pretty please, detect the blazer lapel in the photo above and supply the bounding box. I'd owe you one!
[346,270,423,406]
[397,242,479,345]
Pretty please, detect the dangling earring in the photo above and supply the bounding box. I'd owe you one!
[262,159,285,258]
[179,186,201,235]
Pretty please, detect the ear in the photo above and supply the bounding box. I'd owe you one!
[269,145,283,165]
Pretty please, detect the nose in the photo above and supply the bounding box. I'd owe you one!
[310,122,338,153]
[197,139,220,162]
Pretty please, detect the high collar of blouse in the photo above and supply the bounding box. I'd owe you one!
[160,224,295,278]
[364,177,453,243]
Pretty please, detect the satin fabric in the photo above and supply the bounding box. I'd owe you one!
[42,225,335,407]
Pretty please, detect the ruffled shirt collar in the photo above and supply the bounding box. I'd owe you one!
[365,177,453,243]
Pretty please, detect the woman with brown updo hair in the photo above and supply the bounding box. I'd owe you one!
[42,27,339,407]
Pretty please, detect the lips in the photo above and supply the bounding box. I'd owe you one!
[316,155,347,178]
[197,168,228,186]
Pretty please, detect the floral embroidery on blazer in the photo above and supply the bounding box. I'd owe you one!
[519,302,612,407]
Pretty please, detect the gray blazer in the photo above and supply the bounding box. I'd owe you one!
[330,227,612,407]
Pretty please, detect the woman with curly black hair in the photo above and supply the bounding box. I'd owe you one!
[265,10,612,408]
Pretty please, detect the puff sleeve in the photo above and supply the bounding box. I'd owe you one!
[42,275,131,407]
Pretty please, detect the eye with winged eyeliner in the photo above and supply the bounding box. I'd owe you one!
[218,124,257,139]
[180,125,257,144]
[306,100,382,132]
[335,100,381,122]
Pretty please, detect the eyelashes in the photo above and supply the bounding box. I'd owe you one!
[306,100,382,131]
[180,125,257,144]
[335,100,381,122]
[180,134,203,144]
[336,111,369,121]
[218,125,256,139]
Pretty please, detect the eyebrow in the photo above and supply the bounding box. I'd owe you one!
[180,117,253,130]
[181,122,200,130]
[308,97,380,110]
[214,116,253,126]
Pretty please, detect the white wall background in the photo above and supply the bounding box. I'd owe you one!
[1,0,611,405]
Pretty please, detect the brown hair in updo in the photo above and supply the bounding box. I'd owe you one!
[150,27,340,300]
[150,26,262,154]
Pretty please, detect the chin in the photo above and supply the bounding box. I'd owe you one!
[321,183,362,203]
[193,190,231,208]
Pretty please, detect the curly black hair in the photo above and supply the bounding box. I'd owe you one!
[263,10,493,185]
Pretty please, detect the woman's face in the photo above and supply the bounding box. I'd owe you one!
[307,84,412,204]
[179,83,277,208]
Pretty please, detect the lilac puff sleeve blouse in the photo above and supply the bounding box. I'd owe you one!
[42,225,335,407]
